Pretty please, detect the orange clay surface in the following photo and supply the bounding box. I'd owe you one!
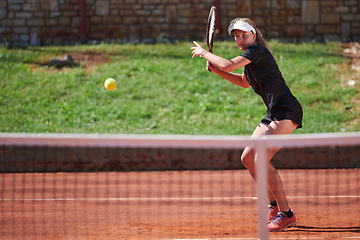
[1,169,359,239]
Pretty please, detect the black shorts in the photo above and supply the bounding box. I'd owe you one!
[261,96,303,129]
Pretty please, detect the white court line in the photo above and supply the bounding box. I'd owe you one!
[174,236,360,240]
[288,195,360,199]
[174,238,259,240]
[0,196,258,201]
[1,195,360,201]
[174,239,259,240]
[173,237,360,240]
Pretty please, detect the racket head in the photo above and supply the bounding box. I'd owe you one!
[206,6,216,53]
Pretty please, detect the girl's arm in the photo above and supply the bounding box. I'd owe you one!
[209,65,250,88]
[191,41,250,88]
[191,41,251,72]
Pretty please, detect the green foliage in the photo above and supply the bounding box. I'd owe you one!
[0,41,359,134]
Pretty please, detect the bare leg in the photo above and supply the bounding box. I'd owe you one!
[241,120,298,211]
[241,123,276,203]
[264,120,298,211]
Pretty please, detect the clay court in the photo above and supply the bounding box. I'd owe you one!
[1,169,359,239]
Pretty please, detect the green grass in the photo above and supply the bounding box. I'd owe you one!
[1,41,359,135]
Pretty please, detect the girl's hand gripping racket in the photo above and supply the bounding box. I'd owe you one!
[206,6,216,71]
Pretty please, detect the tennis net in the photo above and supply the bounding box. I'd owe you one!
[1,133,360,239]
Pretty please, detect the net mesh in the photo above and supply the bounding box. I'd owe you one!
[1,133,360,239]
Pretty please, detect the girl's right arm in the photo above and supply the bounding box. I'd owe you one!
[190,41,250,88]
[209,65,250,88]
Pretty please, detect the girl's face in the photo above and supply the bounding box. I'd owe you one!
[233,29,256,51]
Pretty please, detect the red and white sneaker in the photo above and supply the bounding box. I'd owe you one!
[267,211,297,232]
[267,205,279,222]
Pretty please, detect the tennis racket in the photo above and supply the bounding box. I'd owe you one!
[206,6,216,71]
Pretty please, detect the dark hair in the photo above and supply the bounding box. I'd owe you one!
[228,18,271,52]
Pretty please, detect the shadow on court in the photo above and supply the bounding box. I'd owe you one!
[292,225,360,233]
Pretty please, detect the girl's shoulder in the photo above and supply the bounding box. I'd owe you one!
[242,44,271,64]
[247,44,269,54]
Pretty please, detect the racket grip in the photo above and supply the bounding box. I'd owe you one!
[206,49,212,72]
[207,61,212,72]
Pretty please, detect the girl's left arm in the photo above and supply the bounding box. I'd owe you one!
[191,41,251,72]
[209,66,250,88]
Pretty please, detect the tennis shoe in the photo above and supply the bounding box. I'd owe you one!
[267,211,297,232]
[267,205,279,222]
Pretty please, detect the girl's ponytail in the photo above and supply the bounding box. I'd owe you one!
[254,27,271,53]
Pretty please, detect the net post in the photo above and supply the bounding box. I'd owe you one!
[255,139,269,240]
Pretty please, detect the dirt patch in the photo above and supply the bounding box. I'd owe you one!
[339,43,360,130]
[70,52,111,69]
[339,43,360,87]
[342,42,360,74]
[342,42,360,59]
[28,51,111,74]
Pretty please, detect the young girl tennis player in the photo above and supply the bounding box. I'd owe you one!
[191,18,303,232]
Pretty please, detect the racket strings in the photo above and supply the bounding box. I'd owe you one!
[206,6,216,58]
[210,12,216,31]
[207,8,216,50]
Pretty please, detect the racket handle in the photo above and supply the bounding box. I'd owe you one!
[206,49,212,72]
[207,61,212,72]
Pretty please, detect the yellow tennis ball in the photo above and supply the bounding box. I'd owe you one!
[104,78,116,91]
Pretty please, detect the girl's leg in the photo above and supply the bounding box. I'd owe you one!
[263,120,298,212]
[264,120,299,231]
[241,120,298,217]
[241,123,277,203]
